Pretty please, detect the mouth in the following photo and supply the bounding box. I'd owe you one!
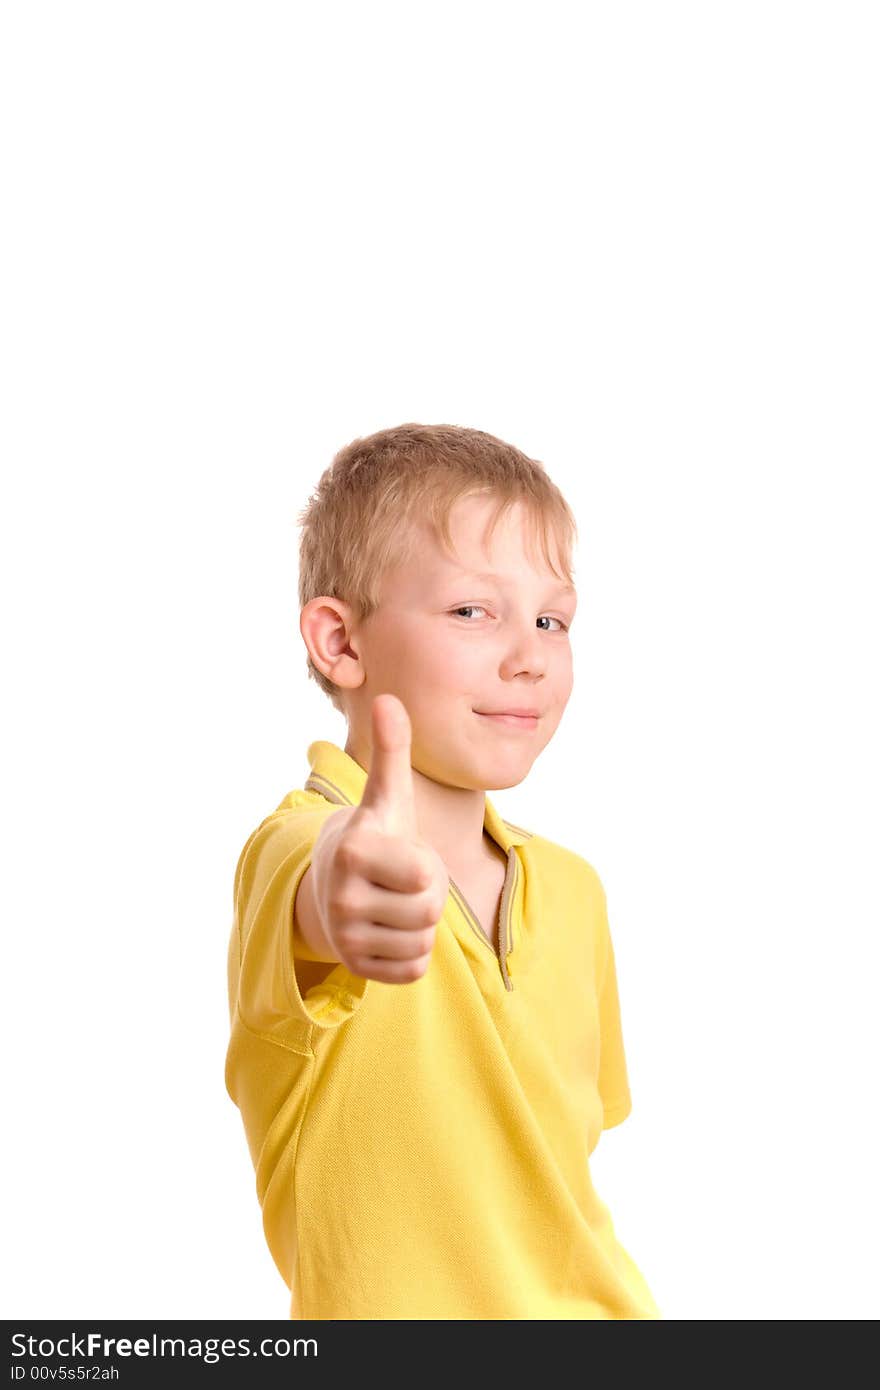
[473,710,540,730]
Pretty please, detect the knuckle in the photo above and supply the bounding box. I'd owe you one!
[338,924,366,953]
[328,890,354,919]
[335,837,362,874]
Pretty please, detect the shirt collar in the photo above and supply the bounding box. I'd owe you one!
[305,739,531,853]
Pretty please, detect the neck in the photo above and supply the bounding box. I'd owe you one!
[344,730,490,872]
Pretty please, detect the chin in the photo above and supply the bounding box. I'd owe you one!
[485,774,530,791]
[481,757,537,792]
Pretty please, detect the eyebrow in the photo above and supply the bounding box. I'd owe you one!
[449,570,576,597]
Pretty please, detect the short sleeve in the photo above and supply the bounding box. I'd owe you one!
[227,798,372,1050]
[596,883,633,1130]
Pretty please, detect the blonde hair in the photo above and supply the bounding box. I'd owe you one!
[297,422,578,712]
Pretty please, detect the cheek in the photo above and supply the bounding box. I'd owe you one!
[447,627,499,665]
[411,635,492,714]
[552,639,574,682]
[379,622,472,692]
[417,629,481,684]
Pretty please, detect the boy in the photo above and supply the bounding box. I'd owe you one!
[225,423,661,1320]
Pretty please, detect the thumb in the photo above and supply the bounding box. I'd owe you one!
[358,693,418,837]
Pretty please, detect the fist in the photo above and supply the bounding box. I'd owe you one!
[310,693,450,984]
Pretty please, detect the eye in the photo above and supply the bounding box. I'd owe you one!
[451,607,569,631]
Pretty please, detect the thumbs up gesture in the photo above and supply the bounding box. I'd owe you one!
[308,694,450,984]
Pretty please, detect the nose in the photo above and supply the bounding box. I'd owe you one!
[498,618,548,680]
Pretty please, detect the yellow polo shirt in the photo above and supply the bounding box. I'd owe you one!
[225,739,661,1320]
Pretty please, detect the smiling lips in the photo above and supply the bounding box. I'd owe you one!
[474,709,540,729]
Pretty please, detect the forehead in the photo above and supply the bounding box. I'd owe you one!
[392,495,574,594]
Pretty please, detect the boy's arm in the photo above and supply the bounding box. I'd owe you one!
[291,862,344,994]
[292,862,339,962]
[229,802,369,1048]
[596,896,633,1129]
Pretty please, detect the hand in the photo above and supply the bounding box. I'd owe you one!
[309,693,450,984]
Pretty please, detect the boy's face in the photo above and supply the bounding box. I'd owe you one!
[343,493,577,792]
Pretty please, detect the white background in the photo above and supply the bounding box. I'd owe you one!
[2,1,878,1321]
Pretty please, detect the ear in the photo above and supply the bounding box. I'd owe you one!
[299,596,366,692]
